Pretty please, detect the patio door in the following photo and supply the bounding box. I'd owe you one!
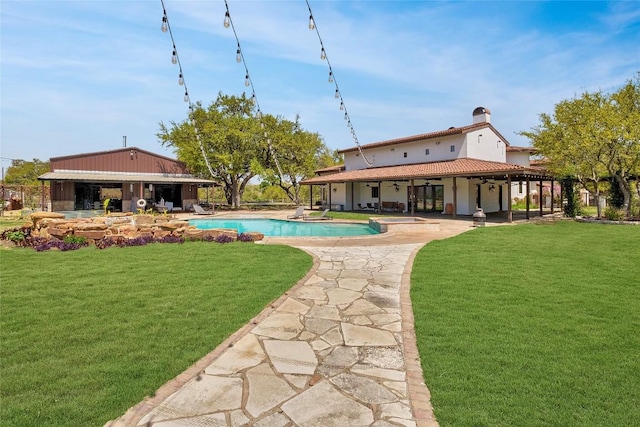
[409,185,444,212]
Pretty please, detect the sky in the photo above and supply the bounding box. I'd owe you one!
[1,0,639,169]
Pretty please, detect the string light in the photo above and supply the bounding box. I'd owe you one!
[223,0,284,180]
[160,0,216,180]
[305,0,374,167]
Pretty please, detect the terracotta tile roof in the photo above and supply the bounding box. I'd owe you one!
[338,123,511,154]
[314,164,345,174]
[507,146,537,153]
[301,158,551,184]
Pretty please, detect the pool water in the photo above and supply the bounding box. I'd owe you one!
[189,218,379,237]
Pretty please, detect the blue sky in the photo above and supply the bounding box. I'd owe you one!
[1,0,638,169]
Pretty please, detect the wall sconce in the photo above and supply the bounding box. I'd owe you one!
[129,184,134,193]
[332,187,337,192]
[148,184,153,192]
[130,149,135,159]
[489,184,496,192]
[478,134,483,143]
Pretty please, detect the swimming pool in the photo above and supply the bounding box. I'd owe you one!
[189,218,379,237]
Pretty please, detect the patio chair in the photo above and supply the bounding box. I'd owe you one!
[366,203,374,210]
[287,206,305,219]
[303,208,333,221]
[192,204,214,215]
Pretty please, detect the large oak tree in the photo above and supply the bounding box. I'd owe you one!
[521,75,640,216]
[157,92,338,207]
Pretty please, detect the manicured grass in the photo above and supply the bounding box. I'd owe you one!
[0,242,312,426]
[411,221,640,426]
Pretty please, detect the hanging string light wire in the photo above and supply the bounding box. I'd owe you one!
[223,0,284,180]
[160,0,217,180]
[305,0,374,167]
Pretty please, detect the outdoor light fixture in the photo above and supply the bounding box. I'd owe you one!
[489,184,496,192]
[149,184,153,192]
[130,149,135,159]
[478,134,483,143]
[129,184,134,192]
[332,187,337,192]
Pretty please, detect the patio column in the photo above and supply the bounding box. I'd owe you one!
[526,177,531,220]
[550,179,555,213]
[539,179,544,216]
[410,179,415,216]
[507,175,513,223]
[452,176,457,219]
[310,185,313,210]
[350,182,354,212]
[377,181,382,213]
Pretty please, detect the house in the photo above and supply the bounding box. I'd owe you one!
[37,147,216,213]
[301,107,554,222]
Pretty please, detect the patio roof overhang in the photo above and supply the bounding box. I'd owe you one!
[38,170,218,185]
[301,158,554,185]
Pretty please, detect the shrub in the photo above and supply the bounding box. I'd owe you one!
[63,235,89,246]
[237,233,254,242]
[604,207,625,221]
[1,226,31,244]
[214,234,235,244]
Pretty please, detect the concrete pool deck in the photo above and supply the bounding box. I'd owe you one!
[106,209,515,426]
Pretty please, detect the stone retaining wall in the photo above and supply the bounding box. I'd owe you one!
[28,212,264,243]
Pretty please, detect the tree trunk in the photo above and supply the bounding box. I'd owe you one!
[614,173,632,216]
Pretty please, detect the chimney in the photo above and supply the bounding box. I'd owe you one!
[472,107,491,124]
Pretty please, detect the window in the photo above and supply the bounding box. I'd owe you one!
[403,152,407,158]
[450,145,455,152]
[425,148,430,155]
[371,187,379,198]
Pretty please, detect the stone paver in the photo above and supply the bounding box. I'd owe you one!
[107,219,477,427]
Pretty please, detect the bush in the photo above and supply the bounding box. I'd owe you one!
[214,234,235,244]
[604,207,625,221]
[237,233,254,242]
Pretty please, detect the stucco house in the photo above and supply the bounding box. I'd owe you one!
[38,147,216,213]
[302,107,554,222]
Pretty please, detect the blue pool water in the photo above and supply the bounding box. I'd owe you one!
[189,218,379,237]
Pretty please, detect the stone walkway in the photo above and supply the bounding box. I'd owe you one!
[108,241,445,427]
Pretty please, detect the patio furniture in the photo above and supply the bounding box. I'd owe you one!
[287,206,305,219]
[192,204,214,215]
[303,208,333,221]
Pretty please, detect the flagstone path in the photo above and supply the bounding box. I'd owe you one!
[108,241,442,427]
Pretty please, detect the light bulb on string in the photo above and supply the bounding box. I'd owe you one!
[224,11,231,28]
[171,49,177,64]
[178,73,184,85]
[236,47,242,63]
[320,48,326,60]
[344,112,348,120]
[340,101,344,111]
[161,16,168,32]
[308,15,315,30]
[335,89,340,99]
[328,71,333,83]
[184,90,189,103]
[244,74,250,87]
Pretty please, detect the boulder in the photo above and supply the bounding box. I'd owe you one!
[75,230,107,241]
[244,232,265,241]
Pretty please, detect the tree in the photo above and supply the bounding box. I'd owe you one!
[158,92,340,208]
[158,93,264,208]
[2,159,50,210]
[3,159,50,185]
[521,74,640,217]
[259,114,339,205]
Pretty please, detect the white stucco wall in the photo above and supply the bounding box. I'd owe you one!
[506,151,531,166]
[465,130,506,162]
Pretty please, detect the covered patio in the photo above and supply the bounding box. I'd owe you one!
[302,159,556,223]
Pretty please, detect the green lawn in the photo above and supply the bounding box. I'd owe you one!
[411,221,640,426]
[0,242,312,426]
